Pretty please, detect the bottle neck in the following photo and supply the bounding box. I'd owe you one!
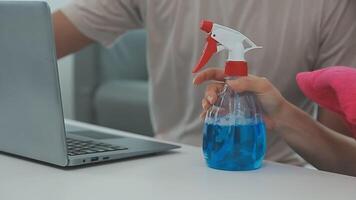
[224,61,248,76]
[223,77,238,91]
[224,76,251,95]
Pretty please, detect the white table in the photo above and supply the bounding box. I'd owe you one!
[1,119,356,200]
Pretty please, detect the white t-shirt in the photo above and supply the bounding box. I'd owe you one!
[61,0,356,166]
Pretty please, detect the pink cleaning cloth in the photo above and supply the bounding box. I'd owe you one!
[296,66,356,138]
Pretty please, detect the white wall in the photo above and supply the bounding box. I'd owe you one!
[7,0,75,119]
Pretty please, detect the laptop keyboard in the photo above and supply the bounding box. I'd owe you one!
[66,138,128,156]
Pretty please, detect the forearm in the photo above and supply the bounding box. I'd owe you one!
[53,11,93,59]
[274,101,356,176]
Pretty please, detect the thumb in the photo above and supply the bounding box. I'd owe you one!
[226,75,271,94]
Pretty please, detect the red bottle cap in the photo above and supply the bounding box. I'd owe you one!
[200,20,213,33]
[224,61,248,76]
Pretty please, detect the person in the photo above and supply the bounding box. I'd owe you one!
[53,0,356,166]
[193,69,356,176]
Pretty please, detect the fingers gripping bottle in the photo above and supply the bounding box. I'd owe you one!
[193,20,266,171]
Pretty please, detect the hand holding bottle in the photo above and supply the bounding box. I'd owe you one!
[193,68,288,131]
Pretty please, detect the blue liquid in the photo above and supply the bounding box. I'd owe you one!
[203,122,266,171]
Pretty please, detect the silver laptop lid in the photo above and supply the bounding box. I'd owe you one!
[0,1,68,166]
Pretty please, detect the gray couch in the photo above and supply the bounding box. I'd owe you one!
[73,29,154,137]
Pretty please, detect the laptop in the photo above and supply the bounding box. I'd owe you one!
[0,1,179,167]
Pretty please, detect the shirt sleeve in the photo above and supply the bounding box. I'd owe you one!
[60,0,144,46]
[315,0,356,69]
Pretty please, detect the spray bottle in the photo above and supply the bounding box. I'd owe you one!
[193,20,266,171]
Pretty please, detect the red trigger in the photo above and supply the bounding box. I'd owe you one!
[192,35,217,73]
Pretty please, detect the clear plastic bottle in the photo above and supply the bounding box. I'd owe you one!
[192,20,266,171]
[203,77,266,171]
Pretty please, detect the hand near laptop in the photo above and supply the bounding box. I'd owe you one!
[193,68,356,176]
